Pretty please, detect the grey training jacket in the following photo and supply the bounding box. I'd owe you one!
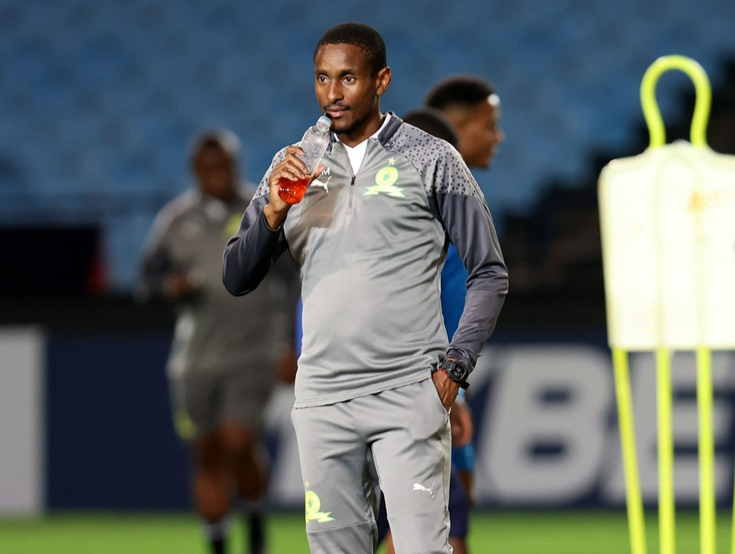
[223,114,508,408]
[140,188,293,379]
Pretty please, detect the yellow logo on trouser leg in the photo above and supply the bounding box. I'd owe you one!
[305,488,335,523]
[174,410,197,441]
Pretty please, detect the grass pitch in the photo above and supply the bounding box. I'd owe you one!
[0,509,731,553]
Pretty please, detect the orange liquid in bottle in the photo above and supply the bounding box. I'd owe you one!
[277,176,310,204]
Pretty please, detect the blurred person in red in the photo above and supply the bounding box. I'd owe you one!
[139,129,297,554]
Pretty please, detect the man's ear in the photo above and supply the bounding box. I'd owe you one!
[376,66,392,96]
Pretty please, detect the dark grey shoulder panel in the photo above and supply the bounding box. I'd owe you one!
[385,120,509,369]
[253,147,289,200]
[377,112,403,144]
[435,191,509,368]
[387,117,509,369]
[384,122,482,200]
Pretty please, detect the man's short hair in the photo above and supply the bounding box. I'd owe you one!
[425,75,496,111]
[402,108,459,148]
[188,129,240,164]
[314,22,387,75]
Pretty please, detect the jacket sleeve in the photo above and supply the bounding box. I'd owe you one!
[431,150,509,371]
[222,158,291,296]
[138,202,178,300]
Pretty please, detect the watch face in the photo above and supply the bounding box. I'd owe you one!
[445,361,468,382]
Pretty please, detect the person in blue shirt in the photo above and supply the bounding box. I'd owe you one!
[377,77,505,554]
[426,75,505,516]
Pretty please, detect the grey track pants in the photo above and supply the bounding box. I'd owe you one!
[291,377,453,554]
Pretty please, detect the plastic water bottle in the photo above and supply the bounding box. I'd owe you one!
[278,115,332,204]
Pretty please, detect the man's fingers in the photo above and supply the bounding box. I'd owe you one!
[283,147,309,176]
[277,166,304,182]
[310,164,326,181]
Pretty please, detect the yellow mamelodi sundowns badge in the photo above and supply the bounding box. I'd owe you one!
[304,486,335,523]
[364,166,405,197]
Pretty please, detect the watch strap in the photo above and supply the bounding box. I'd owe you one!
[438,360,470,389]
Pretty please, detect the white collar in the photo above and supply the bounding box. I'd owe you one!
[340,114,391,174]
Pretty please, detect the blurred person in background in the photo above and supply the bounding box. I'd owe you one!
[425,75,504,171]
[139,129,297,554]
[376,76,504,554]
[426,74,505,510]
[375,106,479,554]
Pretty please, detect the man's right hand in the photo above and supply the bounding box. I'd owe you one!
[164,271,203,300]
[450,400,473,447]
[264,145,324,229]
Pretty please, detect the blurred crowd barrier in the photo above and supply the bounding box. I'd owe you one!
[3,326,735,514]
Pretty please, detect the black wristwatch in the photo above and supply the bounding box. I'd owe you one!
[437,358,470,389]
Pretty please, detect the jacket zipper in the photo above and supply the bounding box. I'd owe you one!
[348,175,356,213]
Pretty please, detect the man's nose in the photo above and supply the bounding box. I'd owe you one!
[326,82,343,103]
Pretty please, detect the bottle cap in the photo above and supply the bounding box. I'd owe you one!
[317,115,332,128]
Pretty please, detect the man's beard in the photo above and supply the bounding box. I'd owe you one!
[332,110,370,137]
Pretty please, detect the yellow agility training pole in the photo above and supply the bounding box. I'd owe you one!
[641,57,713,554]
[600,54,735,554]
[697,347,715,554]
[612,347,647,554]
[656,347,674,554]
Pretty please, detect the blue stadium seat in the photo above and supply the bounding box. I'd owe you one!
[1,0,733,289]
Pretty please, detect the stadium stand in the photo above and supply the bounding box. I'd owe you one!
[0,0,733,291]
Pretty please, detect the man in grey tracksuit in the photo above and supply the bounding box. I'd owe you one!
[140,130,295,554]
[223,22,507,554]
